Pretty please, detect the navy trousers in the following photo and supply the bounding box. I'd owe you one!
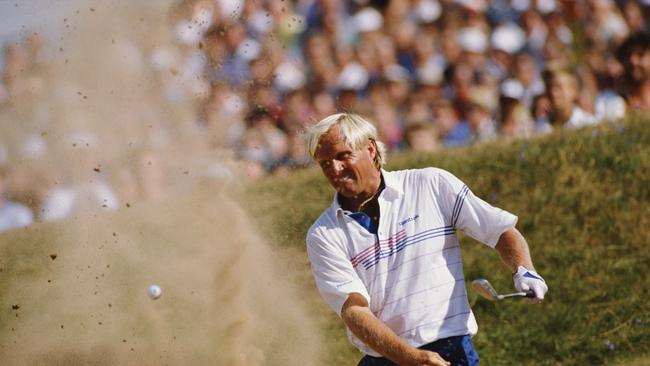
[357,335,479,366]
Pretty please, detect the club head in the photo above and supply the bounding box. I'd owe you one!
[471,278,534,301]
[471,278,500,301]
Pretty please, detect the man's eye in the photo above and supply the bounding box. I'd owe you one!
[320,161,330,168]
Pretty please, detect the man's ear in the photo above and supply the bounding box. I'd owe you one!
[367,139,377,159]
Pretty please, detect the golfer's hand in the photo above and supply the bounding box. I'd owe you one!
[400,349,450,366]
[513,265,548,303]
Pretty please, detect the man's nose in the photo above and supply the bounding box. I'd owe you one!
[330,160,344,175]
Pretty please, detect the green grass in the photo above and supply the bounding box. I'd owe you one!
[245,115,650,365]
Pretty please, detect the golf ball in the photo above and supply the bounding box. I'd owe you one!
[147,284,162,300]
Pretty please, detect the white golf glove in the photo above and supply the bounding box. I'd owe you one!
[513,266,548,301]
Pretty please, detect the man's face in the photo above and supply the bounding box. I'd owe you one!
[629,48,650,83]
[549,74,577,112]
[515,54,536,86]
[314,126,379,200]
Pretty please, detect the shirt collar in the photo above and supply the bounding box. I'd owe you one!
[331,169,403,217]
[381,169,403,198]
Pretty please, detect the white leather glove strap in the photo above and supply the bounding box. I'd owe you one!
[513,266,548,300]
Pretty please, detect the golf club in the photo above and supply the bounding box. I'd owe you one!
[471,278,535,301]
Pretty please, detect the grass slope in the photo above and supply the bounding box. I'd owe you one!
[246,115,650,366]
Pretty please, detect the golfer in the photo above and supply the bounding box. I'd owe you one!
[306,113,548,366]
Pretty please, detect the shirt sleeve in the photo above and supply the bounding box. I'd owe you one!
[306,229,371,316]
[434,168,518,248]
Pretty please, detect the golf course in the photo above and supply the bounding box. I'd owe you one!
[1,116,648,365]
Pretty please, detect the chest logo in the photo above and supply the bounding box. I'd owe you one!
[399,214,419,226]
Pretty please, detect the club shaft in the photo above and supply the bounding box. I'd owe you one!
[497,292,528,299]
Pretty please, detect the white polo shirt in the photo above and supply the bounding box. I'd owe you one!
[306,168,518,356]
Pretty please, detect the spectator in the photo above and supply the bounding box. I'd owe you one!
[404,92,434,126]
[499,96,534,140]
[465,92,498,144]
[205,22,253,87]
[585,0,630,48]
[238,108,288,171]
[272,130,312,175]
[372,102,403,151]
[538,68,597,131]
[584,46,627,122]
[312,91,338,119]
[384,64,412,108]
[531,93,553,133]
[512,52,545,108]
[283,88,317,132]
[621,1,649,34]
[616,32,650,111]
[404,121,440,152]
[201,82,247,149]
[520,9,548,58]
[432,99,472,148]
[487,22,527,81]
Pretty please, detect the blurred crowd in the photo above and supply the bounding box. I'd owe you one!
[1,0,650,232]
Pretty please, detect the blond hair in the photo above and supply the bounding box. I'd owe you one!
[307,113,386,169]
